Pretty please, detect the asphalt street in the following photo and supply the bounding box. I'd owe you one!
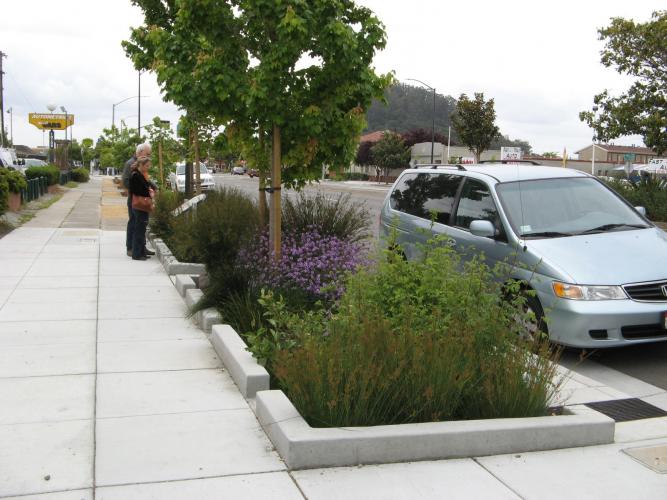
[214,172,667,393]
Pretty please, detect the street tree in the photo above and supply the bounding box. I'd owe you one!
[124,0,392,256]
[145,117,182,188]
[450,93,500,163]
[371,132,410,183]
[579,11,667,154]
[96,126,141,171]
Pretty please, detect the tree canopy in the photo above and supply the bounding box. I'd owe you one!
[580,11,667,154]
[450,93,500,162]
[124,0,392,255]
[371,132,410,181]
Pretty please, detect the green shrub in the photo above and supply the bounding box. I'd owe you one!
[0,173,8,215]
[282,191,371,242]
[70,168,90,183]
[25,165,60,186]
[606,177,667,221]
[342,172,370,181]
[0,168,27,193]
[168,188,261,312]
[151,190,183,241]
[270,237,561,427]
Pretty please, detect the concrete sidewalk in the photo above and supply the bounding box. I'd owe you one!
[1,176,666,499]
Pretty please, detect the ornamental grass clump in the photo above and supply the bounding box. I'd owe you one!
[271,236,562,427]
[282,191,371,242]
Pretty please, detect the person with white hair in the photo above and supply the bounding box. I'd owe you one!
[122,143,154,257]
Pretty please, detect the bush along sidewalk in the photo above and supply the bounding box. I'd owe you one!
[159,186,559,426]
[0,168,27,213]
[251,237,561,427]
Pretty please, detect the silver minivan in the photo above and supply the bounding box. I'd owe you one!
[379,163,667,348]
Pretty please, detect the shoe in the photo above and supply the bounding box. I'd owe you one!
[143,248,156,256]
[126,250,132,256]
[132,256,149,261]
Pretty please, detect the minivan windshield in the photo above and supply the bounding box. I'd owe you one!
[176,163,208,175]
[495,177,649,238]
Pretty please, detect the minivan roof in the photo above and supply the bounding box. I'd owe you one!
[408,163,590,183]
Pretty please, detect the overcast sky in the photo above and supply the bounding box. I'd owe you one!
[0,0,663,155]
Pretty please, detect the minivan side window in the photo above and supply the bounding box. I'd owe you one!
[455,179,499,230]
[390,172,462,224]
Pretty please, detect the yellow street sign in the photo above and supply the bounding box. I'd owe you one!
[28,113,75,130]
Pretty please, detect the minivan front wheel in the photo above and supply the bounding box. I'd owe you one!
[517,293,548,343]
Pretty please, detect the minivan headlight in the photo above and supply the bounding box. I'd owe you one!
[552,282,626,300]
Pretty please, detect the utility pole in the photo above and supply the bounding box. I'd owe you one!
[0,51,6,148]
[138,71,141,136]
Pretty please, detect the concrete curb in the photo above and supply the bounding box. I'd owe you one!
[255,391,615,470]
[210,325,270,399]
[174,274,197,297]
[214,326,615,470]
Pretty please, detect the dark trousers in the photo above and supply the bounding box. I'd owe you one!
[131,209,149,259]
[126,194,135,251]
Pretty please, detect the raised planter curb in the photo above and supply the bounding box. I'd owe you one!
[210,325,270,399]
[174,274,197,297]
[201,308,222,332]
[255,391,615,470]
[163,254,206,276]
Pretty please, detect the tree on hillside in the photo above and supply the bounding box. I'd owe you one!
[579,11,667,154]
[125,0,392,257]
[450,93,500,163]
[365,84,457,135]
[371,132,410,183]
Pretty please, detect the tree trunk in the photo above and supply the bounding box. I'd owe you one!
[269,123,282,259]
[258,126,267,229]
[158,140,164,188]
[193,124,201,195]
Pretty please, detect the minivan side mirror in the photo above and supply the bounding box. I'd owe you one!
[635,206,647,217]
[470,220,496,238]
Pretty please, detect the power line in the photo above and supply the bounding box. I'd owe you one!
[6,71,36,110]
[0,50,6,147]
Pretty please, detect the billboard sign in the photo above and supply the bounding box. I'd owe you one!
[29,113,74,130]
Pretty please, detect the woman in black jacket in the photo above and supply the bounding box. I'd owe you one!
[129,157,154,260]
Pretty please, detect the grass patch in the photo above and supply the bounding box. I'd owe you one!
[18,213,35,224]
[65,181,79,188]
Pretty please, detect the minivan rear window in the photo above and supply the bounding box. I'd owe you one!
[390,172,462,224]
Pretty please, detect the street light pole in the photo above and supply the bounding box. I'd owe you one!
[6,107,12,144]
[138,70,141,136]
[112,94,149,131]
[407,78,436,163]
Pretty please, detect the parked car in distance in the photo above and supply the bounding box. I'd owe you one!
[380,162,666,348]
[23,158,48,168]
[232,166,246,175]
[169,162,215,192]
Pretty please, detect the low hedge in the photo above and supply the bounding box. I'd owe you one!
[25,165,60,186]
[0,168,27,193]
[342,172,370,181]
[70,168,90,183]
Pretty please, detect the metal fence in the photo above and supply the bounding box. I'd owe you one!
[59,171,72,185]
[20,176,48,203]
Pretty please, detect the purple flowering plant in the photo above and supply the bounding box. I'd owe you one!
[238,226,368,306]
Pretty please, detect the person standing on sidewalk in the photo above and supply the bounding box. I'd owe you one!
[123,143,154,256]
[129,157,155,261]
